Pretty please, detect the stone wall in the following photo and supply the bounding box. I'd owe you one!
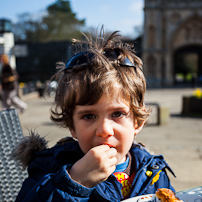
[143,0,202,87]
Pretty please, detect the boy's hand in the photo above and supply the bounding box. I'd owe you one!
[69,145,117,188]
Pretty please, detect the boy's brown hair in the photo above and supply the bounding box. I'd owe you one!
[51,29,150,130]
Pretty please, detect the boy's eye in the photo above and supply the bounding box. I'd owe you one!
[82,114,96,120]
[112,111,125,118]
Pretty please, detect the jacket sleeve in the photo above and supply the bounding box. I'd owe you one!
[15,165,94,202]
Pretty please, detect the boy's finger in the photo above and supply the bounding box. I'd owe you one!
[94,144,111,151]
[109,156,117,167]
[107,147,117,157]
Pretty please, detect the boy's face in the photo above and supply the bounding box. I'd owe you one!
[71,93,142,165]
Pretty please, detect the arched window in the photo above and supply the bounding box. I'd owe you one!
[147,54,157,76]
[148,25,155,48]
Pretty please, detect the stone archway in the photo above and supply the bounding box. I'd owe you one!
[173,45,202,86]
[171,14,202,50]
[171,14,202,86]
[143,0,202,87]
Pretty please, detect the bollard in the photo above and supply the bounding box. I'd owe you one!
[157,103,170,125]
[146,102,170,125]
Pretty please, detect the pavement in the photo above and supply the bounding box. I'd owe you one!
[17,88,202,192]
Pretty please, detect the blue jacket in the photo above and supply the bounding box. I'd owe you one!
[15,137,175,202]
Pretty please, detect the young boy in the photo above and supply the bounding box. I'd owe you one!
[13,30,175,201]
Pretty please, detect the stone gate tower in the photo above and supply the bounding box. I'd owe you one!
[142,0,202,87]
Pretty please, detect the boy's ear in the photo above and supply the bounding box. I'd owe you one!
[134,119,145,135]
[70,129,77,139]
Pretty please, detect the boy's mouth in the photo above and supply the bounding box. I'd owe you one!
[102,143,114,148]
[95,143,115,148]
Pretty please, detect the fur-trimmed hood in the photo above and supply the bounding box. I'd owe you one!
[12,131,48,169]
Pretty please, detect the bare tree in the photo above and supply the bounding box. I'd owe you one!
[13,0,85,42]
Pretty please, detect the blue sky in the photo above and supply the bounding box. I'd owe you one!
[0,0,144,37]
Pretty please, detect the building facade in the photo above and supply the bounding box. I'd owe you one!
[142,0,202,87]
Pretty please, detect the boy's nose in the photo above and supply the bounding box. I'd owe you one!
[96,118,114,137]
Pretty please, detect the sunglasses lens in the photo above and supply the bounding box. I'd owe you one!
[65,52,94,69]
[120,57,134,67]
[103,50,118,59]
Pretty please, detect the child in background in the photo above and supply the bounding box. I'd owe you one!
[13,29,175,201]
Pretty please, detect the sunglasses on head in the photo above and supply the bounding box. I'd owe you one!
[65,49,142,72]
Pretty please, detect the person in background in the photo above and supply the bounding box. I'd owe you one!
[0,54,27,112]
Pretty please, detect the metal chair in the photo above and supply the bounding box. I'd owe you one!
[0,109,28,202]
